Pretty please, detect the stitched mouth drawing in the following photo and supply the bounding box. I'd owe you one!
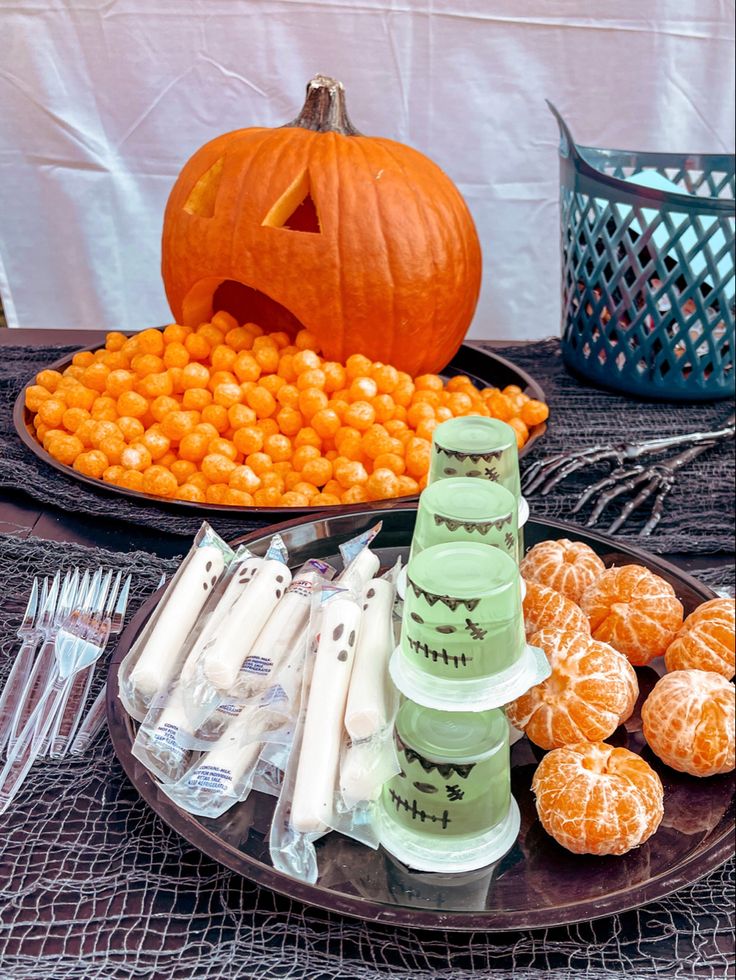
[407,636,473,669]
[388,788,451,829]
[395,733,475,780]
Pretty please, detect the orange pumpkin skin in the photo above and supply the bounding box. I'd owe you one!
[161,77,482,376]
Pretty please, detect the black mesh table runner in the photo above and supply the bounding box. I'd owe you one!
[0,534,733,980]
[1,339,734,554]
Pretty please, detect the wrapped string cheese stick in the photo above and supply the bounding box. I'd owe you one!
[161,732,264,818]
[119,523,233,721]
[180,555,264,689]
[191,561,335,747]
[338,548,380,594]
[202,560,292,691]
[338,565,401,815]
[290,595,362,833]
[132,552,264,783]
[339,733,400,809]
[344,577,397,740]
[229,558,334,702]
[336,524,382,593]
[161,575,322,817]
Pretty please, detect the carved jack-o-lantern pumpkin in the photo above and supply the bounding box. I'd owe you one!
[161,75,482,375]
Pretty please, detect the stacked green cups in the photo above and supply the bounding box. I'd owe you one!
[377,417,550,873]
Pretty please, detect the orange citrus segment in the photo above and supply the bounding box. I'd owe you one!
[522,581,591,638]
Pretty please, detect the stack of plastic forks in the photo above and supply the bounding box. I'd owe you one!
[0,567,132,814]
[0,568,78,755]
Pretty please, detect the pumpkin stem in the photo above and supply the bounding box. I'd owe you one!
[286,75,362,136]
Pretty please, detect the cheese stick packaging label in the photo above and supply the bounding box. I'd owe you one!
[118,522,234,722]
[339,523,382,566]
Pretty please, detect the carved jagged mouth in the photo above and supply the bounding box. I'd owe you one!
[395,733,475,780]
[407,636,472,669]
[182,278,306,337]
[388,788,451,829]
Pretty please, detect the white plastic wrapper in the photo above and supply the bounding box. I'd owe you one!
[338,732,400,812]
[118,523,233,723]
[131,547,263,783]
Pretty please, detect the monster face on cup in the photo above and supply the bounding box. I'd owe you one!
[377,701,520,872]
[400,542,525,683]
[429,417,521,499]
[411,478,519,562]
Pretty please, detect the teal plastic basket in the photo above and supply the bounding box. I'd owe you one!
[549,103,735,401]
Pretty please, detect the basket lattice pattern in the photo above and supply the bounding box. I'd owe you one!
[553,111,735,400]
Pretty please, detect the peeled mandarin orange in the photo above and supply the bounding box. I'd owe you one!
[532,742,664,855]
[520,538,605,603]
[579,564,684,666]
[641,669,735,776]
[522,581,591,638]
[664,597,735,679]
[506,629,638,750]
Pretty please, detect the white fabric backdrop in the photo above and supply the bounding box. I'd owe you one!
[1,0,734,339]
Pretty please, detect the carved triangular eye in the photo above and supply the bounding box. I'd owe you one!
[262,170,321,233]
[184,157,224,217]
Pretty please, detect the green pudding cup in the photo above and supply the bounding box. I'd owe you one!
[411,477,519,562]
[378,700,519,872]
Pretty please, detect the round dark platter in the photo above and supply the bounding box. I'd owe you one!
[14,343,546,523]
[106,508,734,932]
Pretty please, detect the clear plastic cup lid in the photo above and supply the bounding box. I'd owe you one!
[389,641,550,713]
[378,795,521,873]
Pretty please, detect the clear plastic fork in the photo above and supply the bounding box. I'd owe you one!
[0,573,116,814]
[4,570,77,754]
[49,572,131,758]
[0,577,45,754]
[70,571,147,756]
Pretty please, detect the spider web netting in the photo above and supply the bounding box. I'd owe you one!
[0,534,733,980]
[1,340,733,554]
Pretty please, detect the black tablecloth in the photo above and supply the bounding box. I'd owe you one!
[1,339,734,555]
[0,534,733,980]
